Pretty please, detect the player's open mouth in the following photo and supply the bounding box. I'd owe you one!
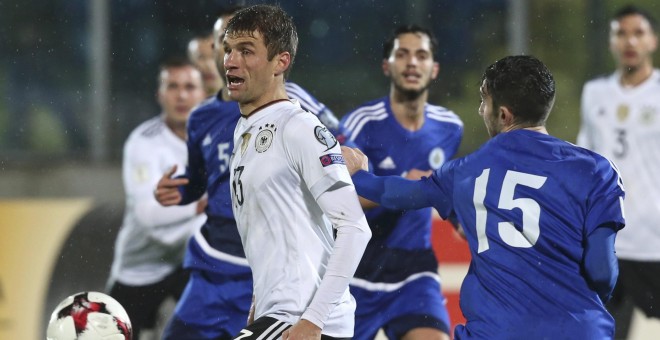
[403,73,421,81]
[176,105,191,114]
[227,75,245,86]
[623,51,637,59]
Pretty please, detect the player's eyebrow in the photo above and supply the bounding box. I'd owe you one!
[235,41,256,48]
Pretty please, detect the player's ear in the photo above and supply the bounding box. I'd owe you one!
[499,106,515,126]
[156,88,163,106]
[274,51,291,76]
[431,61,440,80]
[651,32,658,53]
[382,59,391,77]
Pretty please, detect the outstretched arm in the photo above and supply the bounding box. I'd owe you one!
[342,145,435,211]
[351,170,434,210]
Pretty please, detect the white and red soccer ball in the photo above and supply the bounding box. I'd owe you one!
[46,291,132,340]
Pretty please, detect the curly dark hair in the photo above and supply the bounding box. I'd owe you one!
[481,55,556,127]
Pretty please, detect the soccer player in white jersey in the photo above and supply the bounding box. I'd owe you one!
[577,5,660,338]
[107,57,207,340]
[224,5,371,340]
[338,25,462,340]
[156,6,342,340]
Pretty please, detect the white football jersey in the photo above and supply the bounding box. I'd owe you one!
[578,70,660,260]
[230,100,359,337]
[110,116,206,286]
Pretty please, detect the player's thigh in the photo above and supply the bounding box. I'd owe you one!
[108,281,164,329]
[171,270,252,336]
[350,286,393,340]
[382,277,451,339]
[161,265,191,300]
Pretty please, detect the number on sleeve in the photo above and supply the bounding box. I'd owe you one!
[474,169,547,253]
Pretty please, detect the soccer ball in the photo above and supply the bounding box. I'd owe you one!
[46,291,132,340]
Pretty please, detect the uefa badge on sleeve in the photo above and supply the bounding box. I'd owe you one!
[314,125,337,151]
[319,153,346,167]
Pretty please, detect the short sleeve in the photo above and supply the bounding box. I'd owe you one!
[283,113,352,199]
[585,157,626,234]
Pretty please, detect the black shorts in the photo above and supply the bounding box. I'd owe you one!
[108,266,190,330]
[615,259,660,318]
[232,317,350,340]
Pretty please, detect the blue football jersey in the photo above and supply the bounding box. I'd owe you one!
[426,129,625,338]
[182,95,239,219]
[179,83,339,270]
[339,97,463,283]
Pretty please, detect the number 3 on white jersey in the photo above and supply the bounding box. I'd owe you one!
[473,169,547,253]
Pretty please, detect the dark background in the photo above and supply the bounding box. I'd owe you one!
[3,0,658,165]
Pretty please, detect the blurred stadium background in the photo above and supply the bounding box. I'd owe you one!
[1,0,660,339]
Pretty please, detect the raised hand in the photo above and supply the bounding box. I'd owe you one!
[154,165,189,206]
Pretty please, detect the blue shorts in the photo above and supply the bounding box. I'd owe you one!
[350,275,450,339]
[162,270,253,340]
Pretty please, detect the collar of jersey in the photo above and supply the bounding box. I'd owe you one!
[241,99,292,119]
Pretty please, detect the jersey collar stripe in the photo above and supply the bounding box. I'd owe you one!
[285,82,322,112]
[428,112,464,126]
[347,113,388,141]
[344,102,386,128]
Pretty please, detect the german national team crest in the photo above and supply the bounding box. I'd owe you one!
[315,126,337,151]
[617,104,629,122]
[429,147,446,169]
[641,105,657,124]
[255,124,276,153]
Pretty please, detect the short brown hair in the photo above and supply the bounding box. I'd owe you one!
[225,4,298,78]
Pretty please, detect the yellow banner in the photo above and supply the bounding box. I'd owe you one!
[0,199,92,340]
